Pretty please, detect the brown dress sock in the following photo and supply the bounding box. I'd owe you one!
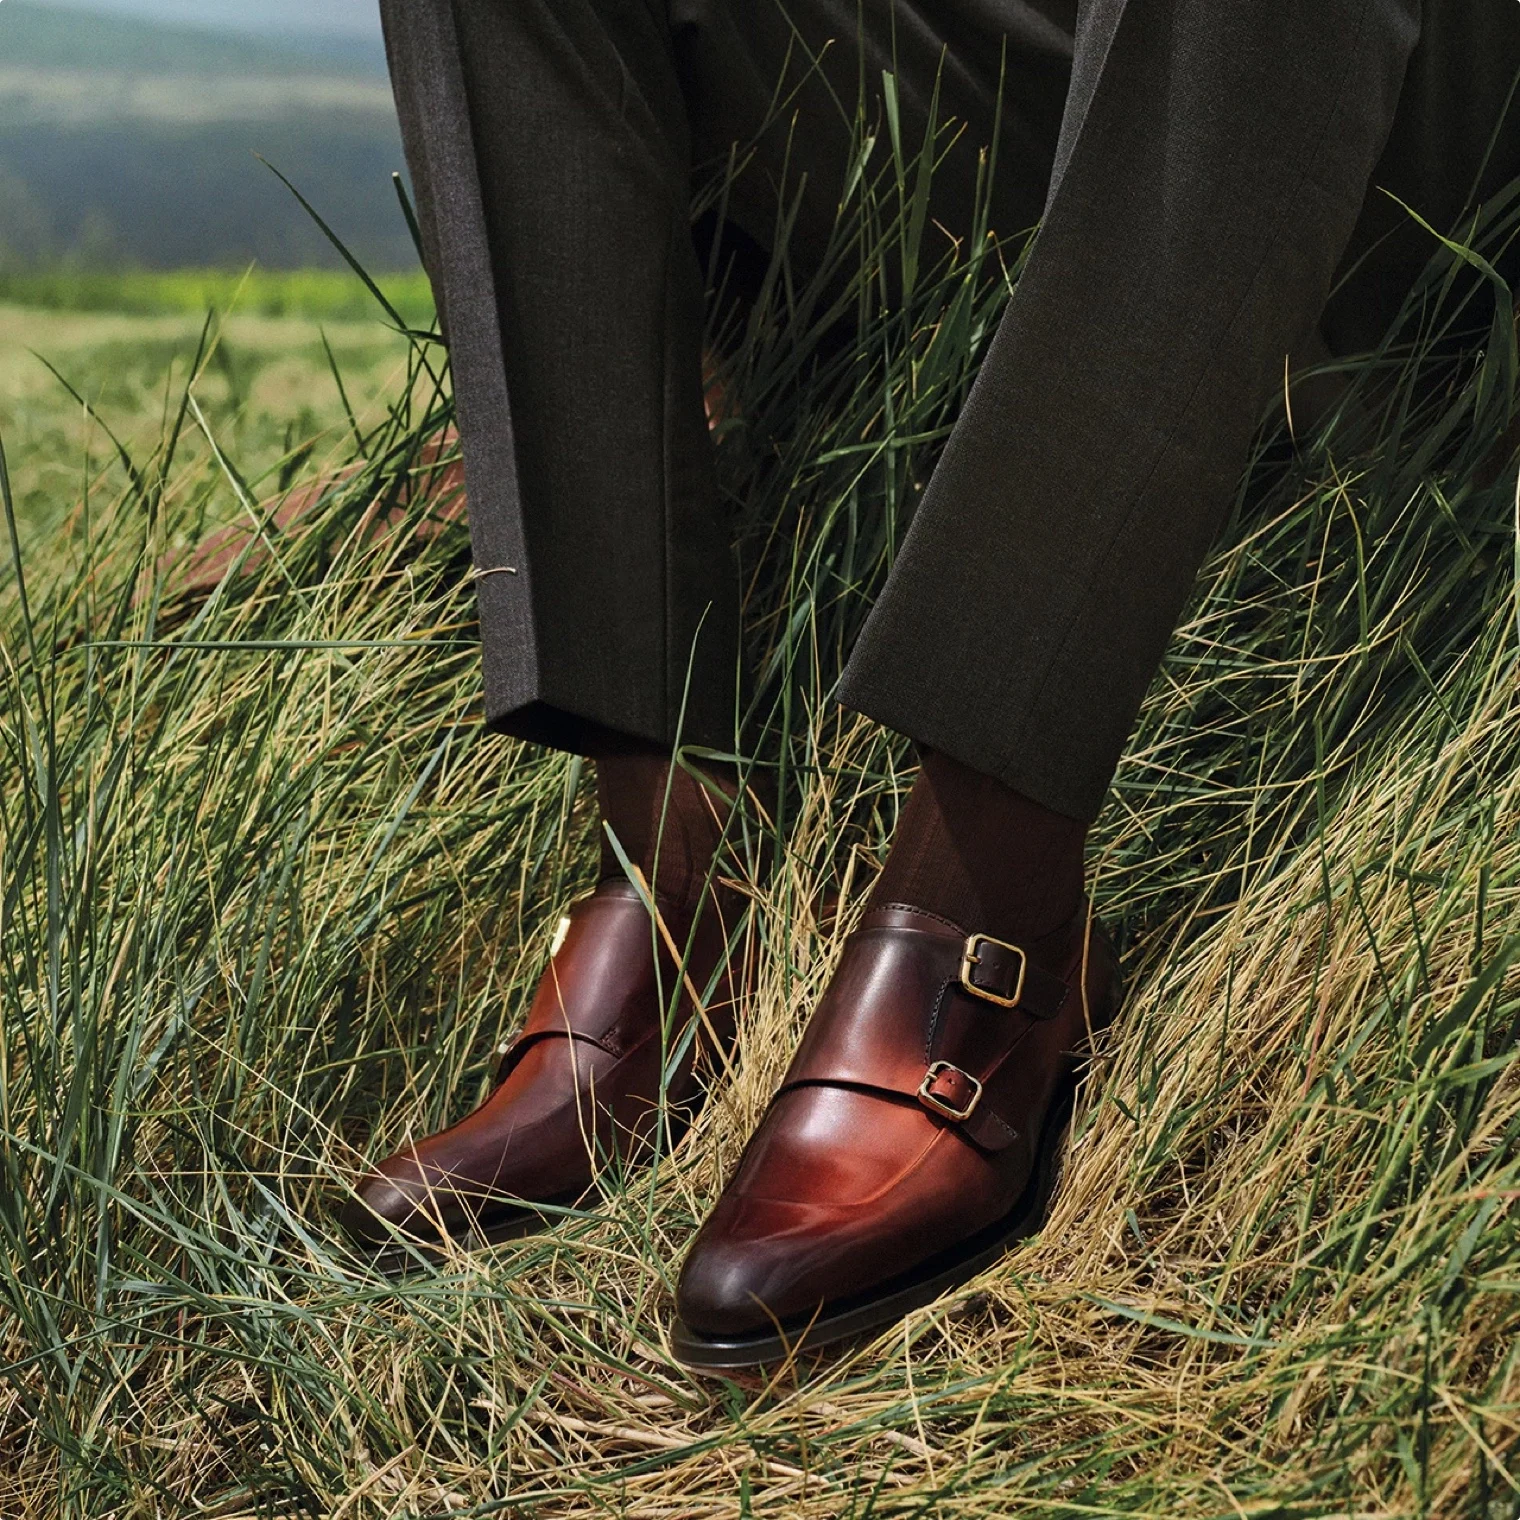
[595,752,738,910]
[868,749,1088,945]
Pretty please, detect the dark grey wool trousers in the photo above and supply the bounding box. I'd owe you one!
[380,0,1520,822]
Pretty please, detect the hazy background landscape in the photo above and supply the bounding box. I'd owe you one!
[0,0,406,270]
[0,0,425,551]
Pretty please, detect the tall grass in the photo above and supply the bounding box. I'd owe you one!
[2,103,1520,1518]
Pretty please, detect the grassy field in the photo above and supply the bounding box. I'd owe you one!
[0,267,435,322]
[2,181,1520,1520]
[0,278,426,558]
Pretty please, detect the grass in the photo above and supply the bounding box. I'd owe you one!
[0,268,435,324]
[2,120,1520,1517]
[0,293,423,553]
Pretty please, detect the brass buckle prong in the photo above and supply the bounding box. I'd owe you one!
[959,933,1027,1008]
[917,1061,983,1122]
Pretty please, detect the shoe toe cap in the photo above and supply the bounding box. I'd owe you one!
[677,1197,843,1336]
[677,1236,785,1337]
[338,1168,424,1245]
[334,1155,443,1240]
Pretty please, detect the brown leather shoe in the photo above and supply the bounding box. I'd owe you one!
[672,901,1120,1370]
[340,878,740,1250]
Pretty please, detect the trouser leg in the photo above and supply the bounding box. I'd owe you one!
[1324,0,1520,355]
[839,0,1428,822]
[382,0,735,755]
[387,0,1509,811]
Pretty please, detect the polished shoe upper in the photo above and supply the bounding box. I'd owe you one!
[340,877,739,1244]
[676,903,1120,1338]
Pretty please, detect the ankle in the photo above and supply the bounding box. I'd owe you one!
[595,752,739,909]
[869,749,1087,946]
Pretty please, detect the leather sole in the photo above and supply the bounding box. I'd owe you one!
[670,1077,1078,1374]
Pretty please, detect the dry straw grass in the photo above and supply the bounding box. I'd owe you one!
[4,120,1520,1517]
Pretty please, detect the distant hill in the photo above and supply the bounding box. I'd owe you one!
[11,0,389,69]
[0,2,384,76]
[0,1,413,273]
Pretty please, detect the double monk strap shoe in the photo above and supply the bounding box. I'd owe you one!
[339,877,741,1252]
[672,901,1121,1370]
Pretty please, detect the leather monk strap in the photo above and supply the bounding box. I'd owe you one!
[774,905,1083,1155]
[960,931,1069,1018]
[916,1054,1018,1151]
[917,1061,983,1122]
[498,883,706,1078]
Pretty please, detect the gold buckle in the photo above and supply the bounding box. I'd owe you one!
[959,933,1027,1008]
[917,1061,983,1122]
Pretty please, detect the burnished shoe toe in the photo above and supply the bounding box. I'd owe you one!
[340,1143,516,1246]
[338,1169,421,1245]
[677,1221,791,1337]
[339,1145,492,1244]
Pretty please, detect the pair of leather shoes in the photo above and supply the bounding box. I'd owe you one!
[340,879,1121,1369]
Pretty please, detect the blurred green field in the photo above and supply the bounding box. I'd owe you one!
[0,271,428,554]
[0,3,412,271]
[0,266,435,321]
